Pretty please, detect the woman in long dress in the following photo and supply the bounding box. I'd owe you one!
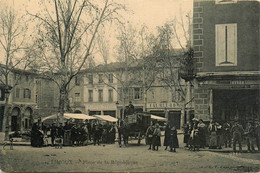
[164,123,170,150]
[169,125,179,152]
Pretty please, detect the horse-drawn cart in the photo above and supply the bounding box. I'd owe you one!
[125,113,151,144]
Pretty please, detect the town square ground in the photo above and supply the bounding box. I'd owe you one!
[0,139,260,173]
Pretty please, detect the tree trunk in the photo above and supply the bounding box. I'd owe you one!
[143,89,147,112]
[59,84,66,118]
[3,93,10,141]
[180,102,186,130]
[64,90,72,113]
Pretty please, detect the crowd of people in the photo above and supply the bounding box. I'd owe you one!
[30,116,260,154]
[146,122,179,152]
[31,119,116,147]
[182,118,260,153]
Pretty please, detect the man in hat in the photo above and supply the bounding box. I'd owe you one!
[146,121,155,150]
[152,123,161,151]
[245,121,256,152]
[223,121,232,148]
[50,123,57,146]
[231,120,244,153]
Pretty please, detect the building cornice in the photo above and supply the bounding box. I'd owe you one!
[195,71,260,81]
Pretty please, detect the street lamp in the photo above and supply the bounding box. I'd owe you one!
[4,89,10,141]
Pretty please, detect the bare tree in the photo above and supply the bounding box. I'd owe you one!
[97,24,158,118]
[0,6,32,140]
[154,16,194,127]
[28,0,125,117]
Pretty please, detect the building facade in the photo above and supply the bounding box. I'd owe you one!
[0,69,38,132]
[0,66,62,132]
[193,0,260,125]
[82,61,193,129]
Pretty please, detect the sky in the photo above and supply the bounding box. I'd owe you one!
[0,0,193,29]
[0,0,193,64]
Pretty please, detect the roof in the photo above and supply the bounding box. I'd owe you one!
[196,71,260,80]
[42,113,96,121]
[151,115,167,121]
[94,115,118,122]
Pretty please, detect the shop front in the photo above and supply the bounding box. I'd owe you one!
[85,103,117,117]
[194,75,260,127]
[213,89,259,127]
[147,102,182,129]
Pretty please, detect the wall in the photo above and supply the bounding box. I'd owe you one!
[193,0,259,73]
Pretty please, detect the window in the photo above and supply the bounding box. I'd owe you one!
[108,74,113,83]
[215,0,237,4]
[124,88,129,99]
[16,88,20,98]
[134,88,143,100]
[98,74,103,83]
[129,88,133,100]
[88,90,93,102]
[75,76,80,86]
[88,74,93,84]
[215,24,237,66]
[35,94,38,103]
[25,119,29,129]
[108,89,113,102]
[24,89,31,99]
[98,89,103,102]
[75,93,80,102]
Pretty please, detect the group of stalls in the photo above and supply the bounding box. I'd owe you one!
[41,113,118,146]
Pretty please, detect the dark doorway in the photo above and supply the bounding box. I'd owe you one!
[89,111,101,116]
[103,111,116,117]
[168,111,181,129]
[11,107,20,131]
[11,116,18,131]
[213,89,259,127]
[24,107,33,130]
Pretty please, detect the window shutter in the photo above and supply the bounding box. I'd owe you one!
[227,24,237,66]
[215,24,226,66]
[216,24,237,66]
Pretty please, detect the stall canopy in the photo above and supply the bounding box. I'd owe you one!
[94,115,118,122]
[42,113,96,121]
[151,115,167,121]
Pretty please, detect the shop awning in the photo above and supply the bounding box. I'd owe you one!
[42,113,96,121]
[94,115,118,122]
[151,115,167,121]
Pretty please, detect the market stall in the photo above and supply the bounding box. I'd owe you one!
[42,113,96,121]
[94,115,118,123]
[151,115,167,121]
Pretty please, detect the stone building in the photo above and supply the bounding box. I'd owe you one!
[0,68,38,132]
[0,65,61,132]
[192,0,260,125]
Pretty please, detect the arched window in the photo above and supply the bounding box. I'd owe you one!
[24,88,31,99]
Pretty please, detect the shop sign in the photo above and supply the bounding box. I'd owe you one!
[85,103,116,110]
[147,102,179,109]
[204,80,259,89]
